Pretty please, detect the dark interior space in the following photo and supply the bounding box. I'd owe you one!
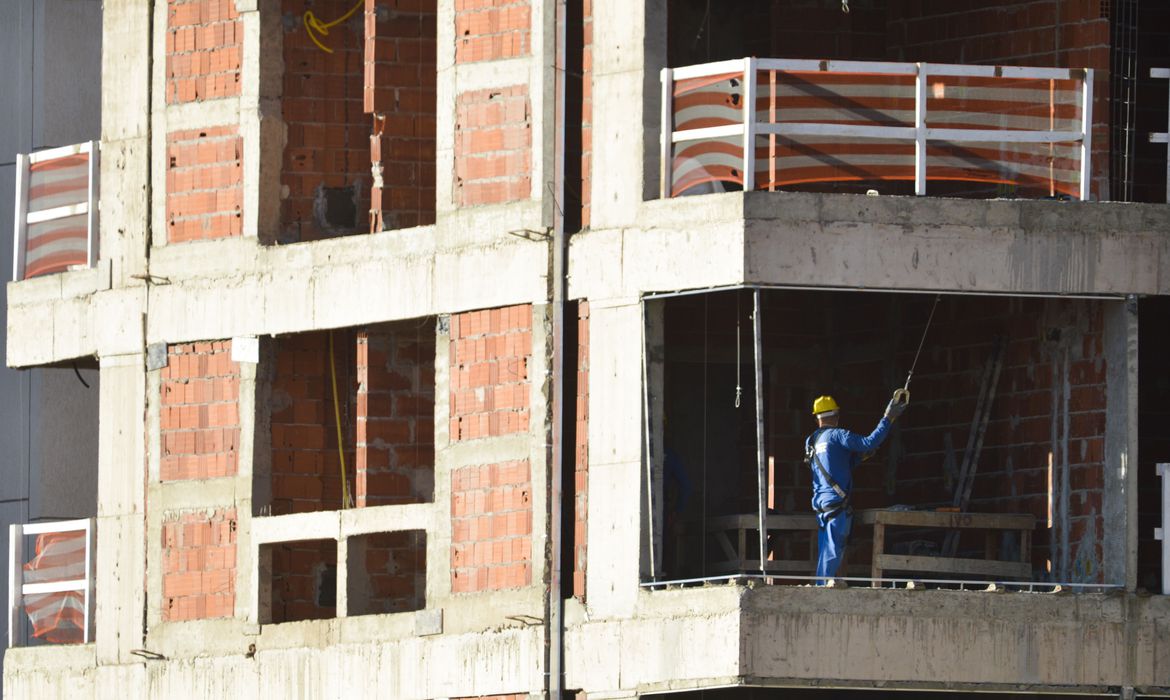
[658,288,1113,584]
[264,538,337,623]
[1137,295,1170,593]
[345,530,427,617]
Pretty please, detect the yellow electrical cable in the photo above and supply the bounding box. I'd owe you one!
[303,0,364,54]
[328,331,352,509]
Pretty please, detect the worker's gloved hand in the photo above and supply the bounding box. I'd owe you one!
[884,398,906,422]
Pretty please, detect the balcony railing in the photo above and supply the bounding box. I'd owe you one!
[12,141,100,281]
[661,59,1092,200]
[8,518,96,646]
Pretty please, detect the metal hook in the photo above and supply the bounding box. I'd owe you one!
[841,0,850,13]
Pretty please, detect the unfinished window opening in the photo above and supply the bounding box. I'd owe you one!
[262,539,337,623]
[280,0,436,242]
[259,319,436,516]
[345,530,426,616]
[646,288,1122,588]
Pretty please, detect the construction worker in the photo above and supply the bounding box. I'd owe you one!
[805,394,906,584]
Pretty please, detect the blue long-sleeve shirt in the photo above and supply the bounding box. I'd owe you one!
[805,417,893,511]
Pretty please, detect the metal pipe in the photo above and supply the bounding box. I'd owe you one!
[753,289,767,576]
[637,573,1123,590]
[640,284,1126,302]
[547,0,568,695]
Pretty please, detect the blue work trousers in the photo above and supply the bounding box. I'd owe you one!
[815,509,852,583]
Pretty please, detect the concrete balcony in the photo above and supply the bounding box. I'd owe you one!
[570,189,1170,303]
[564,584,1170,695]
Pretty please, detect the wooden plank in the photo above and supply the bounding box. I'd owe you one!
[875,553,1030,579]
[871,522,885,580]
[858,509,1034,530]
[707,513,818,530]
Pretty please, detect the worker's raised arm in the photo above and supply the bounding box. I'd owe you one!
[832,395,907,453]
[833,417,892,453]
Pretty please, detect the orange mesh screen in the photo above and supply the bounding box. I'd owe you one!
[22,531,87,643]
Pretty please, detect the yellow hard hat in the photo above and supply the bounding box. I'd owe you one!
[812,395,840,416]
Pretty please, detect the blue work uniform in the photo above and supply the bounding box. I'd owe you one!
[805,417,893,582]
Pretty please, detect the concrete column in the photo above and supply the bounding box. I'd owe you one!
[590,0,666,229]
[95,353,147,664]
[101,0,152,284]
[1104,297,1139,590]
[240,0,283,243]
[585,299,644,617]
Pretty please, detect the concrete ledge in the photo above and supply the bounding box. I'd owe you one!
[741,585,1168,691]
[569,191,1170,302]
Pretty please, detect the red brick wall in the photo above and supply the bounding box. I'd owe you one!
[572,302,589,598]
[454,0,530,63]
[454,86,532,206]
[448,305,532,441]
[365,0,438,232]
[451,460,532,592]
[166,127,244,243]
[161,508,237,621]
[281,0,368,242]
[270,332,355,514]
[355,322,436,506]
[165,0,241,104]
[161,341,241,481]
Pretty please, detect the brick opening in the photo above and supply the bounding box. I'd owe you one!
[281,0,437,242]
[262,320,436,515]
[262,538,336,623]
[665,0,1114,199]
[345,530,426,616]
[657,289,1112,583]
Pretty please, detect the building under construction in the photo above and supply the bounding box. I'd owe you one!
[6,0,1170,697]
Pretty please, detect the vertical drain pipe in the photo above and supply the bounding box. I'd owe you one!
[547,0,568,696]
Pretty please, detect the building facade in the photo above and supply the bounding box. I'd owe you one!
[6,0,1170,698]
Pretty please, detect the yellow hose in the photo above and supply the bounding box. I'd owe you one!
[328,331,351,509]
[303,0,364,54]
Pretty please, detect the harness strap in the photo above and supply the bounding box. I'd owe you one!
[807,429,849,502]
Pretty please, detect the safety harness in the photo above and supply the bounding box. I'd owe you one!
[805,428,851,522]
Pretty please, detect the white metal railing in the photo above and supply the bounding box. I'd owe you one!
[661,59,1093,200]
[1150,68,1170,204]
[8,518,96,646]
[12,140,100,281]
